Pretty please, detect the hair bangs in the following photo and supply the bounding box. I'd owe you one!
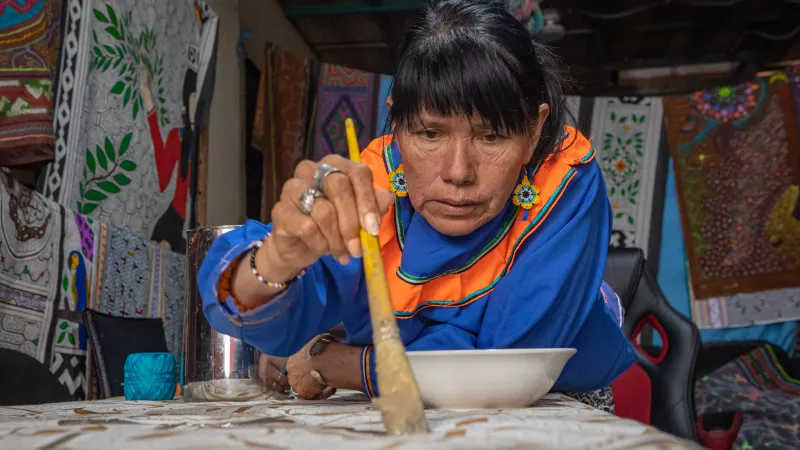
[391,39,532,136]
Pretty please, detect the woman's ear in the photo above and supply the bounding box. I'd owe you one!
[386,96,393,109]
[526,104,551,163]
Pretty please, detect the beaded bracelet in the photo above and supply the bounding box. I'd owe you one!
[249,239,306,290]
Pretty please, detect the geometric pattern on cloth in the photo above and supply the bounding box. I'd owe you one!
[565,386,616,415]
[313,63,376,160]
[0,170,91,399]
[85,224,185,399]
[590,96,664,257]
[0,0,62,166]
[0,168,186,401]
[695,345,800,449]
[39,0,218,253]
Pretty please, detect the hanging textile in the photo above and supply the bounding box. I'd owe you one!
[39,0,219,254]
[663,76,800,299]
[313,63,377,161]
[251,45,312,222]
[590,97,665,256]
[658,157,799,345]
[0,170,185,401]
[0,0,62,166]
[85,222,185,399]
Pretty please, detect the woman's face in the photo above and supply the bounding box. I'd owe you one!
[395,105,550,236]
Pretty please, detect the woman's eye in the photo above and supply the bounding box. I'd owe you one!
[481,133,503,143]
[422,130,439,140]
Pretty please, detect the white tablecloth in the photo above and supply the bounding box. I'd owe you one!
[0,392,702,449]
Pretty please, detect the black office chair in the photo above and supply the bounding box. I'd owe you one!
[604,248,701,441]
[84,309,169,398]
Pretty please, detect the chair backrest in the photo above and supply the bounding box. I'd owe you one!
[604,248,700,441]
[0,349,72,406]
[83,309,169,398]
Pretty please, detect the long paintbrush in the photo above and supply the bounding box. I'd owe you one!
[344,118,428,435]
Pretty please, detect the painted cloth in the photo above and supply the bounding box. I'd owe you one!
[590,96,664,256]
[0,0,62,166]
[39,0,218,254]
[658,157,798,352]
[0,392,701,449]
[0,170,94,400]
[199,127,635,396]
[0,169,186,401]
[313,63,376,161]
[662,78,800,299]
[695,345,800,449]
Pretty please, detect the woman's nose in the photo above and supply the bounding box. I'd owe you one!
[440,140,476,185]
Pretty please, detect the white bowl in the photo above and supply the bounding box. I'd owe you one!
[406,348,576,409]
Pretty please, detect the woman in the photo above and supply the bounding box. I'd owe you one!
[199,0,634,407]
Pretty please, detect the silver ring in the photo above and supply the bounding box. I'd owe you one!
[290,387,298,398]
[314,163,344,195]
[298,188,323,215]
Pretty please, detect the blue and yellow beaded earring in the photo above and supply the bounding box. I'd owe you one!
[512,165,540,221]
[388,164,408,197]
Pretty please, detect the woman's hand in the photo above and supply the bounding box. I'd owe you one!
[258,354,289,396]
[233,155,394,310]
[286,337,335,400]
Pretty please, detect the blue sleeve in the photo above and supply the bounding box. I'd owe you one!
[477,162,635,391]
[198,220,364,357]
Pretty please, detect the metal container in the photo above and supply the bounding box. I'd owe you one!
[182,225,264,402]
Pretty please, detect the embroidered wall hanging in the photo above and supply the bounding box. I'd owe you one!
[0,0,62,166]
[313,63,376,161]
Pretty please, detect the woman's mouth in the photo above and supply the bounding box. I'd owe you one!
[428,199,481,215]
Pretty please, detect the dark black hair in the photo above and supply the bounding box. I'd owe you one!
[390,0,571,167]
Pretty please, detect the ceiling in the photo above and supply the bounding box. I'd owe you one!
[279,0,800,95]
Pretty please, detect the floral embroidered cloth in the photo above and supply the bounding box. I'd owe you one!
[0,392,701,449]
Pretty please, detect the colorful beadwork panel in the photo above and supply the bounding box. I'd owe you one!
[663,78,800,299]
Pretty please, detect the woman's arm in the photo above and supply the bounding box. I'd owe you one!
[198,220,363,357]
[477,161,635,391]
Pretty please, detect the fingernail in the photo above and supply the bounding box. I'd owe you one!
[347,238,362,258]
[364,213,380,236]
[337,254,351,265]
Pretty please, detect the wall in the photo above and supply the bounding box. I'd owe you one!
[203,0,312,226]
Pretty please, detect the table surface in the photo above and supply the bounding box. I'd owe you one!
[0,392,702,449]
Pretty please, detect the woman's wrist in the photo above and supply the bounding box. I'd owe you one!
[229,237,304,310]
[255,236,304,284]
[311,342,364,392]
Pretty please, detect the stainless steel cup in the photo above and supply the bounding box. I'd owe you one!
[182,225,264,402]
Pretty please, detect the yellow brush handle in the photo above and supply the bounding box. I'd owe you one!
[345,119,393,316]
[344,118,427,435]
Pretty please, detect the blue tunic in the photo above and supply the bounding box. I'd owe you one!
[199,129,635,396]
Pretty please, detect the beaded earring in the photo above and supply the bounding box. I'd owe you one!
[513,165,541,221]
[388,164,408,197]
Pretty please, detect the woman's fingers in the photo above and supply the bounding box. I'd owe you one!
[259,356,289,394]
[279,178,347,262]
[297,156,381,236]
